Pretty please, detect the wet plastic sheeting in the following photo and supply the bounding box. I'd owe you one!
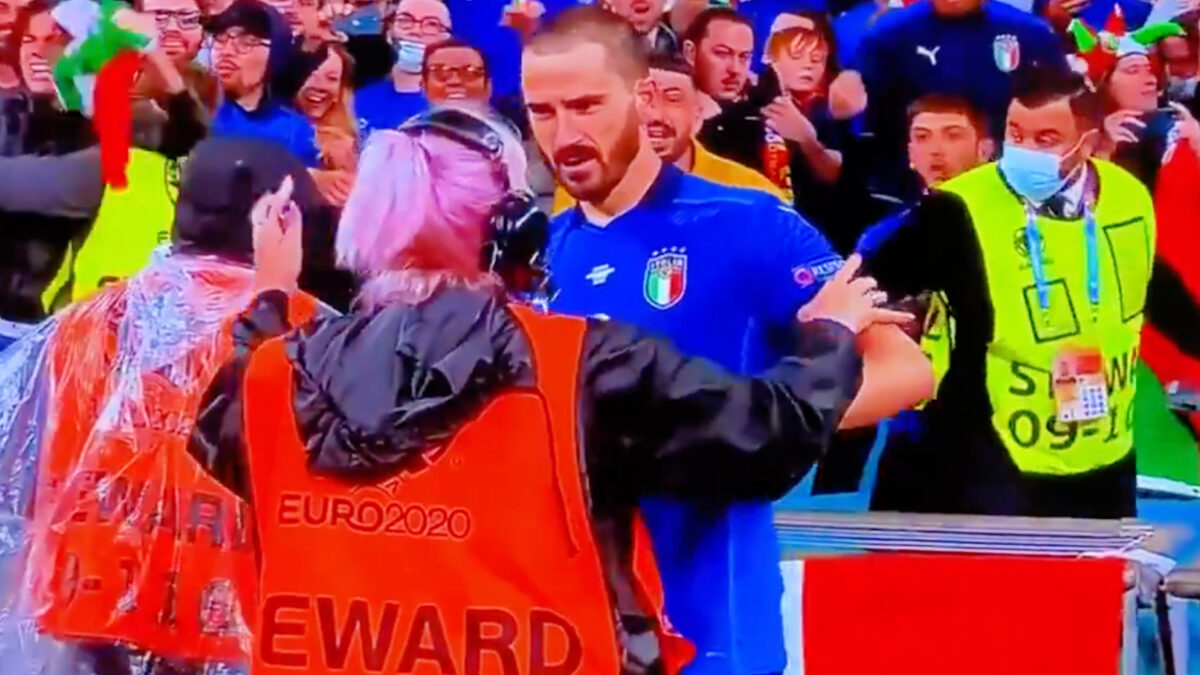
[0,251,264,674]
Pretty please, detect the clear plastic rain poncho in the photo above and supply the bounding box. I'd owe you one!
[0,249,277,674]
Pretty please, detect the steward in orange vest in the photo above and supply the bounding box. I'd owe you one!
[0,137,344,673]
[183,107,887,675]
[190,288,866,675]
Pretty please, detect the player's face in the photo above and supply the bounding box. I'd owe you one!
[770,30,829,96]
[908,111,986,186]
[605,0,666,35]
[685,19,753,101]
[297,48,343,121]
[641,68,696,163]
[143,0,204,64]
[19,10,68,96]
[523,42,644,203]
[1107,55,1159,113]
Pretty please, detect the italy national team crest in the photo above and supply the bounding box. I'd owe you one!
[993,34,1021,73]
[644,248,687,309]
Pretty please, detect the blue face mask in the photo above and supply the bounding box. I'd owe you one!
[394,39,426,74]
[999,143,1073,203]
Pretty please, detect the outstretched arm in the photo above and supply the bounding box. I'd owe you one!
[0,148,103,220]
[588,256,910,502]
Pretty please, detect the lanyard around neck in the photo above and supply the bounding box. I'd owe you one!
[1023,201,1100,323]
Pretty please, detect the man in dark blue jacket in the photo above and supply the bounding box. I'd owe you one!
[847,0,1067,200]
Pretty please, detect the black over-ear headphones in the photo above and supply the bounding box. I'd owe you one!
[397,106,549,294]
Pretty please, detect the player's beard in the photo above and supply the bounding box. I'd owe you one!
[558,105,643,204]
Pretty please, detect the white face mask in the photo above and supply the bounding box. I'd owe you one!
[393,39,426,74]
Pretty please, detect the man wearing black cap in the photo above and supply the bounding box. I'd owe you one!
[0,136,352,675]
[208,0,321,166]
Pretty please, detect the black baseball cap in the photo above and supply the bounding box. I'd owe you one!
[172,136,322,263]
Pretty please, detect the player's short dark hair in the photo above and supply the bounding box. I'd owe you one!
[422,37,489,77]
[682,7,752,48]
[648,52,693,78]
[526,5,649,82]
[907,94,989,138]
[1012,65,1102,129]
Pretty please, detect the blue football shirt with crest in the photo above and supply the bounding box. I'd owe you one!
[546,164,842,675]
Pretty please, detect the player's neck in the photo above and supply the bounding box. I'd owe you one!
[581,144,662,225]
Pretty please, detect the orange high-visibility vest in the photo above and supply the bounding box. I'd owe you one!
[242,304,691,674]
[30,276,318,662]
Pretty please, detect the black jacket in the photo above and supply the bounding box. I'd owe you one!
[188,286,862,673]
[0,91,208,322]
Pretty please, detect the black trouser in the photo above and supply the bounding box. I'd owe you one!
[871,428,1137,519]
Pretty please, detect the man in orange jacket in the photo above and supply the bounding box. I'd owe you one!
[184,105,929,675]
[0,137,340,674]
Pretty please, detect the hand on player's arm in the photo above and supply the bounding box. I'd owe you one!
[798,255,934,429]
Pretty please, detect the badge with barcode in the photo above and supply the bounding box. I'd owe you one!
[1052,347,1108,423]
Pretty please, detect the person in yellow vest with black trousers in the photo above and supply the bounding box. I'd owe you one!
[0,146,181,312]
[866,65,1158,519]
[0,142,356,315]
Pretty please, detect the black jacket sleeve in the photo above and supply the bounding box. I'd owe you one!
[579,317,862,503]
[189,290,292,499]
[158,90,208,158]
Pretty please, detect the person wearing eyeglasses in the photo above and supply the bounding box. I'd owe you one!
[422,37,490,104]
[134,0,218,116]
[208,0,321,167]
[354,0,449,136]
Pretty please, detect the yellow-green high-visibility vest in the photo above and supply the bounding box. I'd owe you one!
[42,149,180,312]
[939,160,1155,475]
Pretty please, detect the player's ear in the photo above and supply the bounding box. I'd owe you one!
[682,39,697,67]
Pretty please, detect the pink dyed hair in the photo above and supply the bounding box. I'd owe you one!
[336,128,508,307]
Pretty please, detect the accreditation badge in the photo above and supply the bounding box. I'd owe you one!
[1052,346,1108,423]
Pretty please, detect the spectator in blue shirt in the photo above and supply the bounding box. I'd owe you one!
[354,0,446,136]
[208,0,321,166]
[847,0,1068,200]
[524,8,934,674]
